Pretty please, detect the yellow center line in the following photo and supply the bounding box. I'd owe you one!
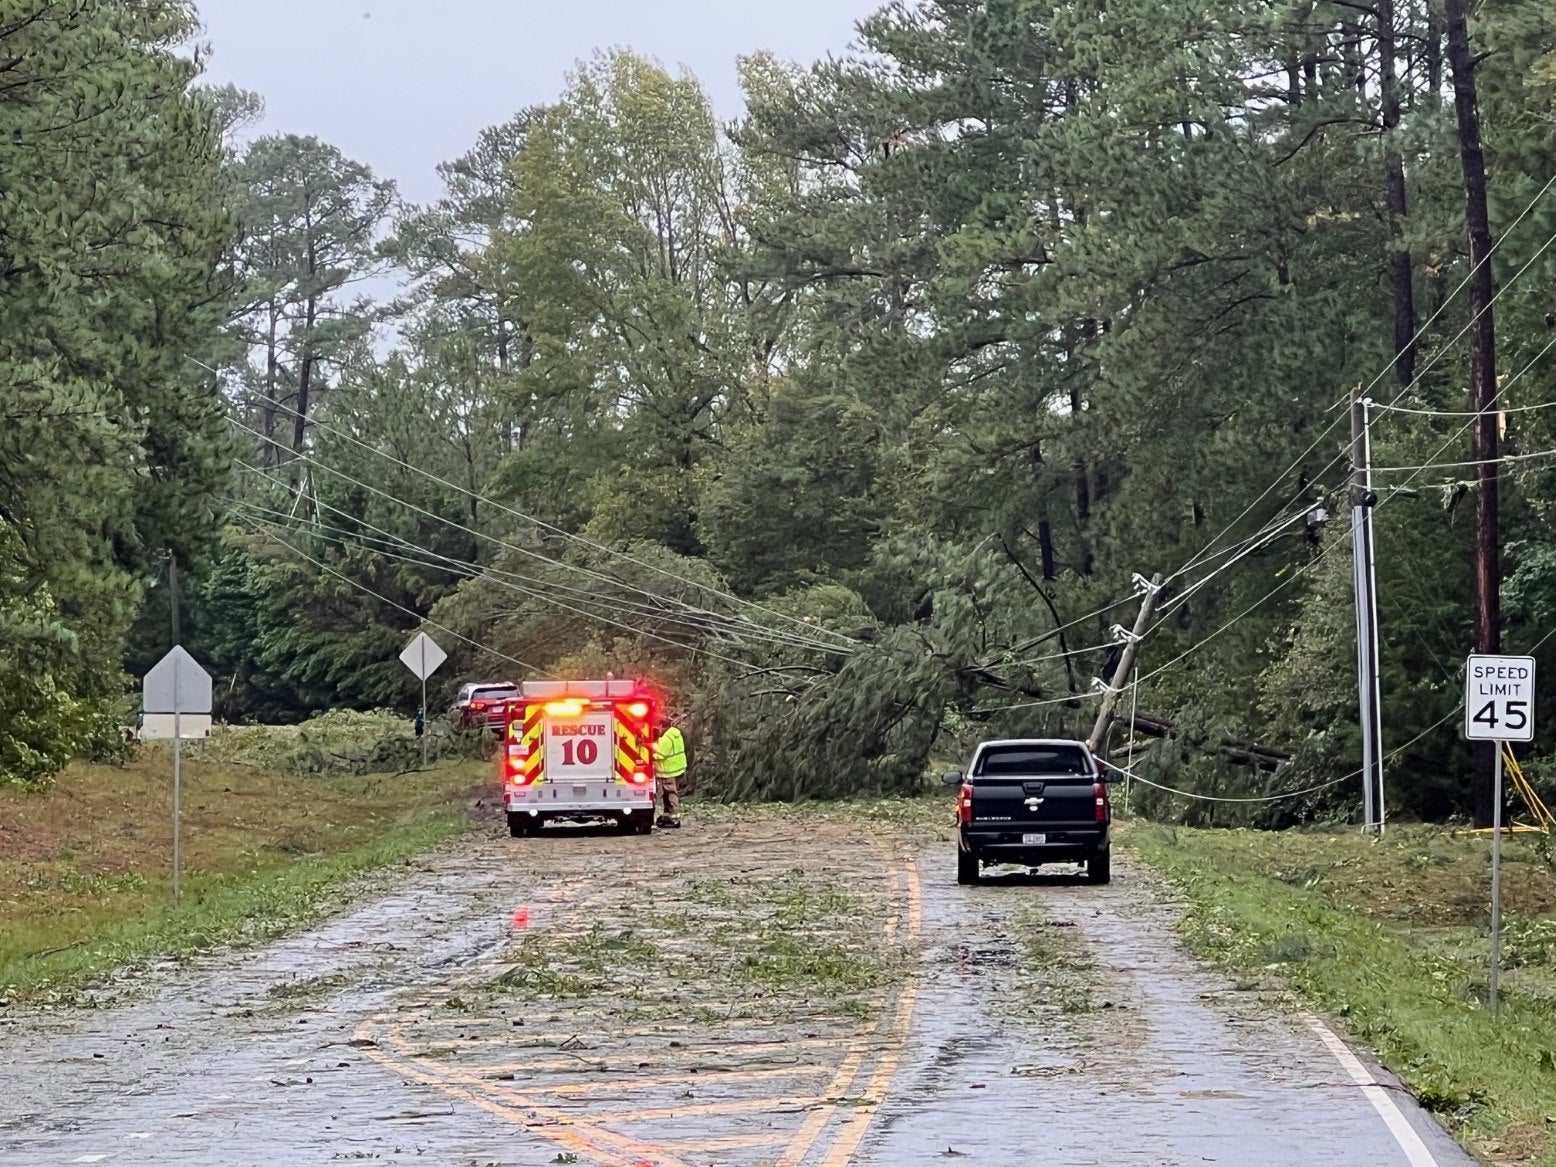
[351,1024,640,1167]
[418,1034,854,1062]
[774,845,914,1167]
[817,855,923,1167]
[376,1019,701,1167]
[356,835,919,1167]
[546,1095,825,1124]
[484,1066,836,1096]
[657,1134,792,1151]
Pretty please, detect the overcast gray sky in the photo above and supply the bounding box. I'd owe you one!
[195,0,882,205]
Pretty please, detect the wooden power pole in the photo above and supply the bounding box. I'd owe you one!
[1088,574,1164,756]
[1444,0,1502,827]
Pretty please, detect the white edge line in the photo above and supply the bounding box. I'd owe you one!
[1304,1014,1443,1167]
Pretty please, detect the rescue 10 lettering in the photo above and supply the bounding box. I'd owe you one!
[552,724,607,736]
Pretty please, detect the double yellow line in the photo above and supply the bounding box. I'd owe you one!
[778,847,924,1167]
[357,845,925,1167]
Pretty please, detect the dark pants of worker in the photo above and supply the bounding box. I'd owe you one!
[660,775,682,817]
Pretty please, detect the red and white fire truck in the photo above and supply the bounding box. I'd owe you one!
[498,678,659,837]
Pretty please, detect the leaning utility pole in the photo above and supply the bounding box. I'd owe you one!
[1088,573,1164,755]
[1350,390,1385,833]
[1444,0,1502,827]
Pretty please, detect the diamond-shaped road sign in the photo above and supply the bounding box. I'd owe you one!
[400,632,448,681]
[143,646,212,715]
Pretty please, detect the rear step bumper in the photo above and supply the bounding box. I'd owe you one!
[962,825,1108,864]
[506,782,656,817]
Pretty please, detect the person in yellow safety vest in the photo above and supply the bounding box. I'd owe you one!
[652,715,686,829]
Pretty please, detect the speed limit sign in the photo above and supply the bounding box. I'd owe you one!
[1465,655,1537,743]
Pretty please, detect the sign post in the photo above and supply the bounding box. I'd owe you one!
[400,632,447,769]
[143,646,213,904]
[1465,653,1537,1015]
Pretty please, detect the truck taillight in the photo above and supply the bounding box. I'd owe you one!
[624,701,650,720]
[507,754,535,787]
[629,770,650,785]
[958,783,974,825]
[1094,782,1109,822]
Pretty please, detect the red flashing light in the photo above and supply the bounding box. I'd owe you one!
[957,783,974,825]
[1093,782,1109,823]
[544,699,587,718]
[630,770,650,786]
[624,701,651,720]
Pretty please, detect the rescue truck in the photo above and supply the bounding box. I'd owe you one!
[498,678,659,837]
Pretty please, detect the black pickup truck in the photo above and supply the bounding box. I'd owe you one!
[944,738,1122,885]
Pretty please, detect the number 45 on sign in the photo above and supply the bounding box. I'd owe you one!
[1465,655,1537,742]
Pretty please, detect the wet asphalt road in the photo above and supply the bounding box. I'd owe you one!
[852,858,1473,1166]
[0,823,1475,1167]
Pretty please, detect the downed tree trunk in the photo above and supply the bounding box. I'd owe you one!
[1122,711,1292,773]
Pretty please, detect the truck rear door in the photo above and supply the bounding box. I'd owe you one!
[542,701,614,794]
[970,743,1098,835]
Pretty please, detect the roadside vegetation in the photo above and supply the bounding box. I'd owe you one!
[0,742,490,1006]
[1129,823,1556,1165]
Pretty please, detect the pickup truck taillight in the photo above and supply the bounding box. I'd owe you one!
[1093,781,1109,822]
[958,783,974,825]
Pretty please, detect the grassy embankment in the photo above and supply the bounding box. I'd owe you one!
[0,742,490,1005]
[1127,822,1556,1165]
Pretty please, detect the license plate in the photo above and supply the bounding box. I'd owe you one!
[1022,833,1047,845]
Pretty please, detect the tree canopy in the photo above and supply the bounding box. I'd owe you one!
[10,4,1556,825]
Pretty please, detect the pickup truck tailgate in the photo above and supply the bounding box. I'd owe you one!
[972,776,1097,828]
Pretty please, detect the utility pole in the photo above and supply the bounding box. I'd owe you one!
[1351,390,1385,833]
[1088,573,1164,755]
[1444,0,1501,828]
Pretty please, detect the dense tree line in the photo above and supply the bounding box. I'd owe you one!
[9,1,1556,824]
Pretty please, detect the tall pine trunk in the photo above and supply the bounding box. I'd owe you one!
[1378,0,1417,387]
[1443,0,1501,827]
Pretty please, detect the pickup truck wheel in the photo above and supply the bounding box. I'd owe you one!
[956,849,980,885]
[1087,848,1112,885]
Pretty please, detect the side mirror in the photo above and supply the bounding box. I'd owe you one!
[1097,760,1125,785]
[941,770,964,787]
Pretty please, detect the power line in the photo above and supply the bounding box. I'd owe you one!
[1124,622,1556,806]
[1373,397,1556,418]
[1128,229,1556,688]
[229,486,839,657]
[1117,764,1349,804]
[206,363,859,651]
[972,689,1105,714]
[254,526,555,679]
[1373,446,1556,475]
[234,499,817,670]
[227,429,850,657]
[249,515,769,673]
[1168,173,1556,582]
[1378,332,1556,485]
